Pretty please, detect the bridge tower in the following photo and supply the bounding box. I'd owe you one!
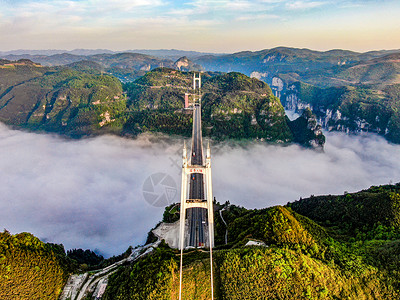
[192,72,202,106]
[179,72,214,300]
[193,72,201,90]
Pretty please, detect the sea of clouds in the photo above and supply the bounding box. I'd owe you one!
[1,123,400,257]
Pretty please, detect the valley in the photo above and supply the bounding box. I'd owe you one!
[1,46,400,299]
[2,0,400,298]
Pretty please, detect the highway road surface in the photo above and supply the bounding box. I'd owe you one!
[187,104,207,247]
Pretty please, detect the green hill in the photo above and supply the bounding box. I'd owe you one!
[0,59,126,137]
[124,68,322,145]
[103,183,400,299]
[0,231,69,299]
[288,184,400,239]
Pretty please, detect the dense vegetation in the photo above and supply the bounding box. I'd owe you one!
[0,59,126,137]
[103,183,400,299]
[194,47,400,88]
[124,68,321,145]
[0,60,321,146]
[282,81,400,143]
[288,184,400,240]
[2,183,400,298]
[0,229,135,298]
[67,248,104,268]
[103,241,177,300]
[0,231,69,299]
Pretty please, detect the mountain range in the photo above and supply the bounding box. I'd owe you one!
[3,47,400,88]
[2,46,400,145]
[0,59,323,147]
[0,49,218,60]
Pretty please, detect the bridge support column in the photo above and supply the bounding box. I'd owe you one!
[179,142,188,250]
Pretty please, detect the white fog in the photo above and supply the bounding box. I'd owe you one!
[1,123,399,257]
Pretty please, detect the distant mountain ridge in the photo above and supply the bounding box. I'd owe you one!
[3,46,400,88]
[193,47,400,84]
[0,52,173,68]
[0,49,221,60]
[0,52,204,83]
[2,47,399,77]
[2,46,400,144]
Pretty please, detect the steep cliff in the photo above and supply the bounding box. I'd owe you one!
[281,81,400,144]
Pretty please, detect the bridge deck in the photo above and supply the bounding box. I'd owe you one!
[187,104,207,248]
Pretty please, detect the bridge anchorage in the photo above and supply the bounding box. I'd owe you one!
[179,72,214,300]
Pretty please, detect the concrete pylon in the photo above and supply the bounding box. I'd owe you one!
[193,72,201,90]
[205,141,214,247]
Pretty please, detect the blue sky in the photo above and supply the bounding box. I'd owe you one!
[0,0,399,52]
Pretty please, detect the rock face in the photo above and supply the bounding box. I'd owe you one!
[282,85,355,135]
[173,56,203,72]
[251,73,285,98]
[152,221,180,248]
[280,82,400,144]
[287,108,325,148]
[250,71,269,80]
[283,84,313,111]
[262,51,288,63]
[271,76,284,98]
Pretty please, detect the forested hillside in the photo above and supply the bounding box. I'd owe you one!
[124,68,322,146]
[282,81,400,143]
[0,231,69,299]
[0,60,322,146]
[103,183,400,299]
[0,59,126,137]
